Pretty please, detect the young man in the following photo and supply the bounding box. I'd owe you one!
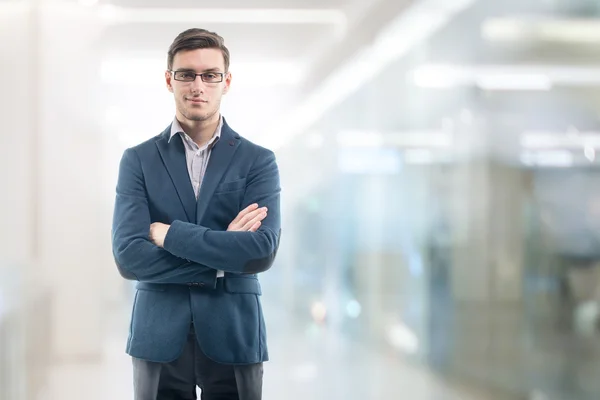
[111,28,281,400]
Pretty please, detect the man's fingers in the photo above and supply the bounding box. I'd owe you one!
[231,203,259,225]
[227,205,268,231]
[243,219,262,232]
[229,210,264,231]
[249,221,261,232]
[241,212,267,231]
[238,207,267,227]
[241,210,267,230]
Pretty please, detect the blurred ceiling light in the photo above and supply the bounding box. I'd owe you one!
[411,64,600,89]
[97,6,346,26]
[483,17,600,43]
[521,131,600,149]
[99,58,304,87]
[336,131,384,147]
[539,20,600,43]
[411,64,552,90]
[258,0,476,149]
[476,73,552,91]
[520,150,573,167]
[338,148,402,174]
[403,148,454,164]
[410,65,468,88]
[389,131,452,147]
[481,18,528,42]
[337,130,452,148]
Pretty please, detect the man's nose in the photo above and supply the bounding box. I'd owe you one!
[191,76,206,92]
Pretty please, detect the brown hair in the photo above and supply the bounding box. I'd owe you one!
[167,28,230,72]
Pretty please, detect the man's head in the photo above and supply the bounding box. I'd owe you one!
[165,28,232,124]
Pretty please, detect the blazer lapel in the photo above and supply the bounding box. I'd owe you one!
[196,120,240,223]
[156,129,197,223]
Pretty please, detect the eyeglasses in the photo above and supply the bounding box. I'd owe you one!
[169,70,224,83]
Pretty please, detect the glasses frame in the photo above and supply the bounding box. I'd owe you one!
[169,70,225,83]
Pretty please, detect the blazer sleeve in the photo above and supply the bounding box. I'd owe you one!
[163,149,282,274]
[111,148,216,284]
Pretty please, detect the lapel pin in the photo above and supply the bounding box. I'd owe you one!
[229,140,235,146]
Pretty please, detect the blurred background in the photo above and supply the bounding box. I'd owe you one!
[3,0,600,398]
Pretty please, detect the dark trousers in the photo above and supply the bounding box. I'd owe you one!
[132,325,263,400]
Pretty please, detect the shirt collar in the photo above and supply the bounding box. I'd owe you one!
[168,115,223,146]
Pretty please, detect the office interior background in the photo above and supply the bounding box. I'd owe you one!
[3,0,600,398]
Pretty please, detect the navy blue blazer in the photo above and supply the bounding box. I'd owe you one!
[111,118,281,364]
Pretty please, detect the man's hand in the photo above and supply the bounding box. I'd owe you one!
[228,203,268,232]
[149,222,170,248]
[150,204,265,247]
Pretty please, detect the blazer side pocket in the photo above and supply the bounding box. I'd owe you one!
[214,178,246,194]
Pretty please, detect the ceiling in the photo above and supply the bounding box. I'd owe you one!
[88,0,411,143]
[62,0,600,160]
[292,0,600,168]
[107,0,362,9]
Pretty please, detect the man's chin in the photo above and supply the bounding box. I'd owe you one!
[180,107,217,122]
[185,112,210,122]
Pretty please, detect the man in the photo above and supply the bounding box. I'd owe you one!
[111,28,281,400]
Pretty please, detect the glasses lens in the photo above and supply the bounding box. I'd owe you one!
[201,73,223,83]
[174,71,196,81]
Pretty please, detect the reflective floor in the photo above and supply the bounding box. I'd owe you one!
[41,299,490,400]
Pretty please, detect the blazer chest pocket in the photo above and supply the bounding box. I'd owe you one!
[214,178,246,194]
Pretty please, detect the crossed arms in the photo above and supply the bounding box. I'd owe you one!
[111,147,281,284]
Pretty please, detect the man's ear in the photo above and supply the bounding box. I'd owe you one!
[223,72,232,95]
[165,70,174,93]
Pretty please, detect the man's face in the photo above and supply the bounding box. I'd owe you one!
[166,48,231,123]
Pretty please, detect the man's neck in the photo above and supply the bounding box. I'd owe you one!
[177,113,220,147]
